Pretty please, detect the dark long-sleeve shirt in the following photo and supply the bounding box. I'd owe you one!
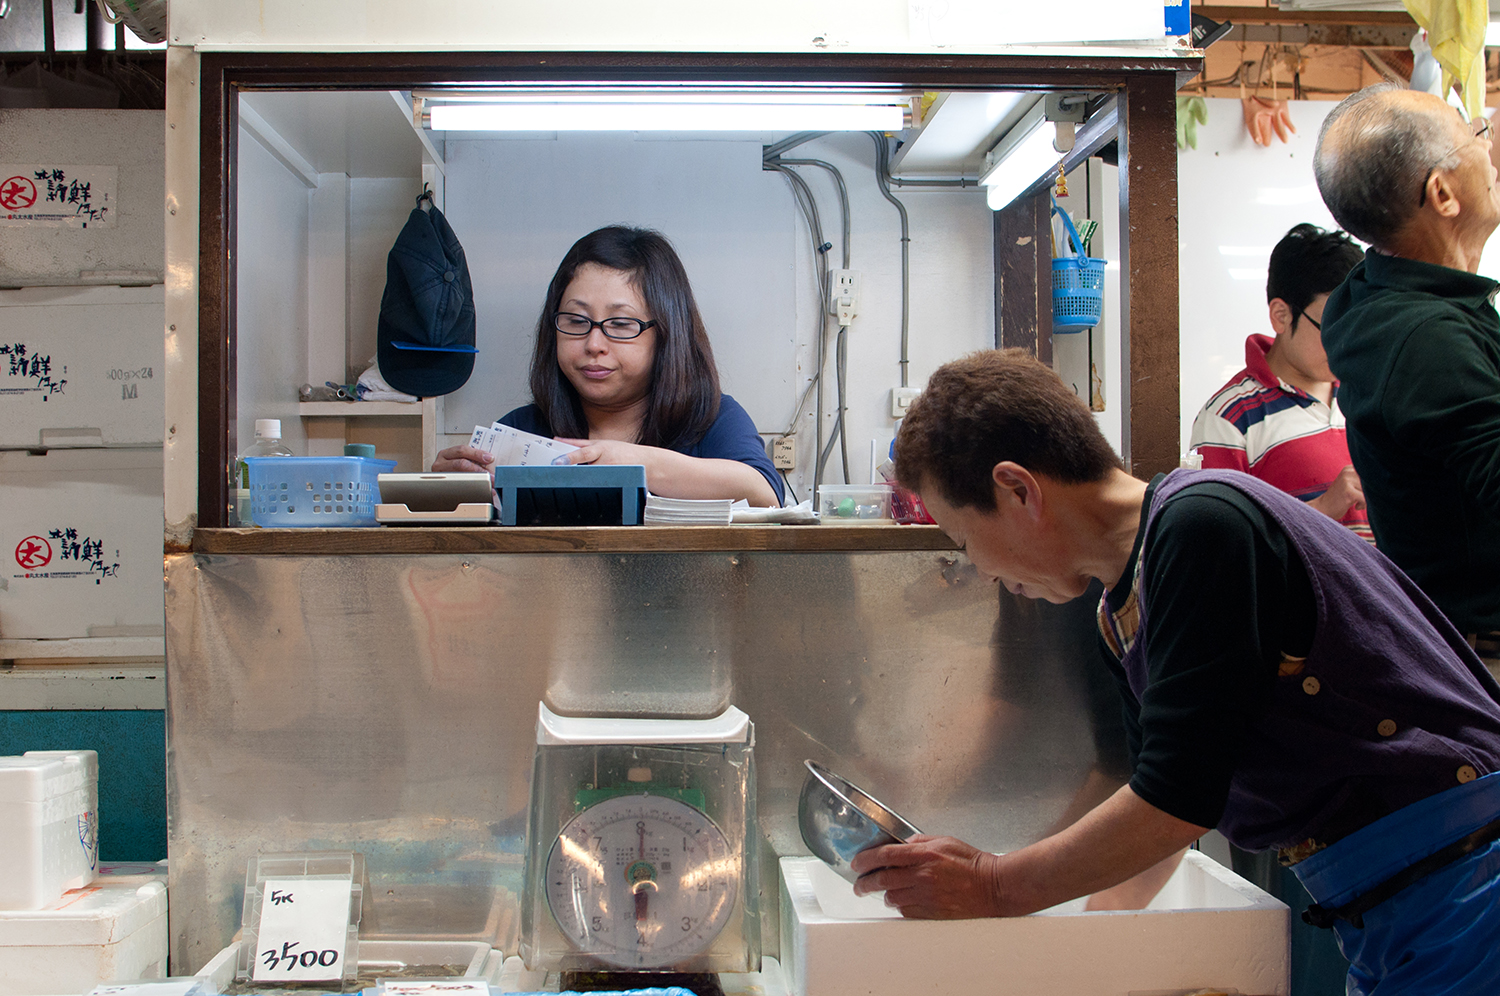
[1321,250,1500,634]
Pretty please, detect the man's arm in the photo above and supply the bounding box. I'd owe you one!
[850,785,1208,918]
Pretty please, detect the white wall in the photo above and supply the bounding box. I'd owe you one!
[236,127,312,456]
[1177,99,1341,458]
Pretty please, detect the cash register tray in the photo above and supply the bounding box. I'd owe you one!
[492,465,647,526]
[376,472,497,525]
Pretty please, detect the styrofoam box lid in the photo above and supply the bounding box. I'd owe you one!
[0,875,166,946]
[0,750,98,804]
[537,702,751,745]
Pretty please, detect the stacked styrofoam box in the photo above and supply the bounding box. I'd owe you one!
[779,852,1290,996]
[0,447,165,640]
[0,870,168,996]
[0,751,99,910]
[0,215,165,652]
[0,286,166,451]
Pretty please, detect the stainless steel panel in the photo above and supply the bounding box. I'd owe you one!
[165,550,1111,973]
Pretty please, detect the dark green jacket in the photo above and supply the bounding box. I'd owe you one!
[1321,250,1500,634]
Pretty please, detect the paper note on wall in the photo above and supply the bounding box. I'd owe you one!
[469,422,578,466]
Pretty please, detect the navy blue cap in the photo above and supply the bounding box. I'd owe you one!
[376,192,477,397]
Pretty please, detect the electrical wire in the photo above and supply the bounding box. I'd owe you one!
[869,132,911,388]
[777,158,851,269]
[764,158,833,490]
[766,145,861,490]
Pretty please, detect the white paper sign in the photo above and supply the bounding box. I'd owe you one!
[468,422,578,467]
[0,165,118,228]
[251,878,350,982]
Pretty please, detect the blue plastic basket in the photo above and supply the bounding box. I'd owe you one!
[1051,197,1105,333]
[243,455,396,527]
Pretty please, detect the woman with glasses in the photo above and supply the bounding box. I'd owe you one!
[432,226,783,506]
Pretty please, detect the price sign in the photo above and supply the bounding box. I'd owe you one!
[251,878,351,982]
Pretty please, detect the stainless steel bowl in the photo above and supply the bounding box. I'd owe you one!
[797,759,922,883]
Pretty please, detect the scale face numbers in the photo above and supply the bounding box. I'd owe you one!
[544,794,738,969]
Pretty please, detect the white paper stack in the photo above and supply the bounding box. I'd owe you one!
[643,494,733,525]
[468,422,578,466]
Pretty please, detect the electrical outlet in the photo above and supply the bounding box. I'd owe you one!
[829,269,861,325]
[771,436,796,470]
[891,387,921,419]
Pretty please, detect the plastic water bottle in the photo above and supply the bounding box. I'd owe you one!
[233,419,293,526]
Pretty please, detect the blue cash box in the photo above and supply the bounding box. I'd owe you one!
[491,465,647,526]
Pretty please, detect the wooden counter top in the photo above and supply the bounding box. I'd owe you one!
[192,524,958,555]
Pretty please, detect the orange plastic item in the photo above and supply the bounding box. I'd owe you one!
[1242,97,1297,147]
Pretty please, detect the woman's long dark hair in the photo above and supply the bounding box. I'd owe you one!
[529,226,721,449]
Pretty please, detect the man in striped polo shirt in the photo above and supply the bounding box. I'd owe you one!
[1190,223,1372,542]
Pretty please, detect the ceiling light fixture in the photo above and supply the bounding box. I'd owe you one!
[426,97,909,132]
[979,101,1065,211]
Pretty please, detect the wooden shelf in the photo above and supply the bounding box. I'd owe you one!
[299,401,422,417]
[192,524,958,555]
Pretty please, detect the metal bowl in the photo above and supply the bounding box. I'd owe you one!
[797,759,922,883]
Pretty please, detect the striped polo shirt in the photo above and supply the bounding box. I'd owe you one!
[1190,334,1373,542]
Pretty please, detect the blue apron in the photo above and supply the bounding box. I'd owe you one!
[1291,772,1500,994]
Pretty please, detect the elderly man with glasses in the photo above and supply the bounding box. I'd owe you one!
[1313,82,1500,681]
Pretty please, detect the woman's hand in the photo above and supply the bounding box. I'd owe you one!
[431,445,495,474]
[552,438,651,467]
[553,437,779,506]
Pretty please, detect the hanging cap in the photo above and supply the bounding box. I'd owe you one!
[376,190,478,398]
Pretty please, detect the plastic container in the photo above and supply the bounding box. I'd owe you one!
[0,869,168,996]
[1050,197,1105,333]
[242,455,397,527]
[233,419,294,527]
[0,750,98,910]
[816,484,893,524]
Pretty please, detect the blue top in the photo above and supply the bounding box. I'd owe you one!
[498,393,784,505]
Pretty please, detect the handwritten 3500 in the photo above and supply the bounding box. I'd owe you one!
[261,941,340,971]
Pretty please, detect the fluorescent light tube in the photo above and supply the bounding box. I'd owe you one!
[980,103,1064,211]
[428,102,906,132]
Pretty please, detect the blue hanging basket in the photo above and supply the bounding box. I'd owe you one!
[1050,197,1105,333]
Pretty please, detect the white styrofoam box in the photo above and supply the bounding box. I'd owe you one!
[0,869,167,996]
[0,447,164,641]
[779,851,1289,996]
[0,751,99,910]
[0,110,165,289]
[0,285,165,449]
[195,939,500,989]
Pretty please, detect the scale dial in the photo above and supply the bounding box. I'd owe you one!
[545,793,738,970]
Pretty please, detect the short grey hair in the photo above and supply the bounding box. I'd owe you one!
[1313,82,1459,247]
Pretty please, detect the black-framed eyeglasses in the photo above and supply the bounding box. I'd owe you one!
[553,312,658,341]
[1418,117,1494,207]
[1301,312,1322,331]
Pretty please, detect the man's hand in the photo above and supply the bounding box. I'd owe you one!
[850,835,1006,919]
[1308,464,1365,521]
[848,786,1210,920]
